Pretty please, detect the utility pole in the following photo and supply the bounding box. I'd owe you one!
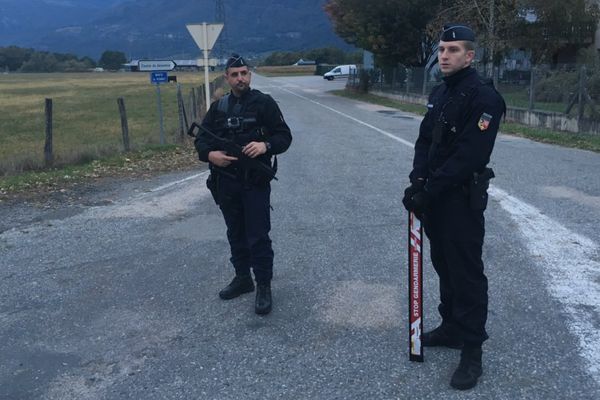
[214,0,230,62]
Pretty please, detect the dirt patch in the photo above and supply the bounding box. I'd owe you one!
[0,146,206,234]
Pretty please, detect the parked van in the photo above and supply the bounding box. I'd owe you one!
[323,64,357,80]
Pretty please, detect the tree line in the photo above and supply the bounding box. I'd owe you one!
[261,47,362,66]
[324,0,600,69]
[0,46,128,72]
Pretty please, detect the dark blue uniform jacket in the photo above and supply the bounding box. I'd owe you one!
[410,67,505,197]
[195,88,292,173]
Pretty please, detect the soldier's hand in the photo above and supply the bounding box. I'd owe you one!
[402,180,425,211]
[410,191,430,219]
[242,141,267,158]
[208,151,238,167]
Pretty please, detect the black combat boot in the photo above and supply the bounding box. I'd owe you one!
[255,284,272,315]
[218,275,254,300]
[450,345,483,390]
[422,325,464,349]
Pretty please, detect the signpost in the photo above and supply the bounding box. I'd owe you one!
[150,71,168,84]
[139,61,177,145]
[139,60,176,72]
[186,23,224,108]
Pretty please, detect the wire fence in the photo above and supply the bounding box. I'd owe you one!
[350,63,600,121]
[0,73,227,176]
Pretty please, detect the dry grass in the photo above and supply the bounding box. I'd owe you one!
[0,71,220,175]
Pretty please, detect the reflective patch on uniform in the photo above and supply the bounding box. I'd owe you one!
[427,103,433,109]
[478,113,492,131]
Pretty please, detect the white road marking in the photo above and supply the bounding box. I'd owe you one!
[150,172,207,193]
[91,171,210,219]
[277,85,600,383]
[279,87,416,148]
[490,186,600,380]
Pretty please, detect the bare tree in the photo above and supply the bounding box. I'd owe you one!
[428,0,520,77]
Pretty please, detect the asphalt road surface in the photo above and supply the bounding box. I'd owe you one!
[1,74,599,400]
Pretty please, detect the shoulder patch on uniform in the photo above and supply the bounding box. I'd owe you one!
[478,113,492,131]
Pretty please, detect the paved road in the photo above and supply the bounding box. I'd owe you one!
[1,74,599,399]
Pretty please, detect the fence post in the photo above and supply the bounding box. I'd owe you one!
[176,83,187,141]
[528,68,535,111]
[117,97,130,152]
[44,98,53,167]
[392,68,397,91]
[578,66,586,121]
[421,67,428,95]
[199,85,207,116]
[155,84,165,145]
[406,68,411,95]
[190,88,197,121]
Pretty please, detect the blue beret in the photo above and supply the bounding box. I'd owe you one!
[440,24,476,42]
[226,54,248,69]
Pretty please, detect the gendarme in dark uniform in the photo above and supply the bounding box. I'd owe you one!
[195,54,292,315]
[403,25,505,390]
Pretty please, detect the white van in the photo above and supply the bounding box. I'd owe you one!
[323,64,357,80]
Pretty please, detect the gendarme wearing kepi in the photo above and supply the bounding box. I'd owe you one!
[194,52,292,316]
[440,24,476,42]
[225,53,247,69]
[402,23,506,390]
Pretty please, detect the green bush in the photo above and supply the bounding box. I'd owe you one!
[535,69,600,103]
[534,70,578,102]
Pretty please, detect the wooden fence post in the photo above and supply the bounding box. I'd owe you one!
[199,85,207,115]
[528,68,535,111]
[190,88,198,121]
[578,66,586,121]
[44,98,53,167]
[176,83,187,141]
[117,97,130,152]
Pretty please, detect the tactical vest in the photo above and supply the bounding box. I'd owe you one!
[217,93,278,177]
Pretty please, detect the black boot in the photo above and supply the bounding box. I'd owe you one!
[255,284,272,315]
[450,345,483,390]
[218,275,254,300]
[422,325,463,349]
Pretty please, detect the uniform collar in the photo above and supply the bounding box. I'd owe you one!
[442,66,475,87]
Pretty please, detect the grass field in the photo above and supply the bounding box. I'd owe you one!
[332,89,600,153]
[497,84,568,114]
[0,71,221,175]
[255,65,316,77]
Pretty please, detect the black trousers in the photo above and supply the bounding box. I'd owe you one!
[424,188,489,345]
[217,174,273,284]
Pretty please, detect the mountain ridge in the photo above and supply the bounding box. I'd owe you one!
[0,0,351,59]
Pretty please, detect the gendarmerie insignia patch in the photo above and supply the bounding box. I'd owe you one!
[478,113,492,131]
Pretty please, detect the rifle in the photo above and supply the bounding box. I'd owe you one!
[187,121,277,181]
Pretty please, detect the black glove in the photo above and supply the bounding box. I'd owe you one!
[410,190,430,218]
[402,180,425,211]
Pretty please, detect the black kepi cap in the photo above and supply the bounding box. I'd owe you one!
[440,24,476,42]
[226,53,248,69]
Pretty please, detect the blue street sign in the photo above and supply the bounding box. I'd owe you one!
[150,71,168,84]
